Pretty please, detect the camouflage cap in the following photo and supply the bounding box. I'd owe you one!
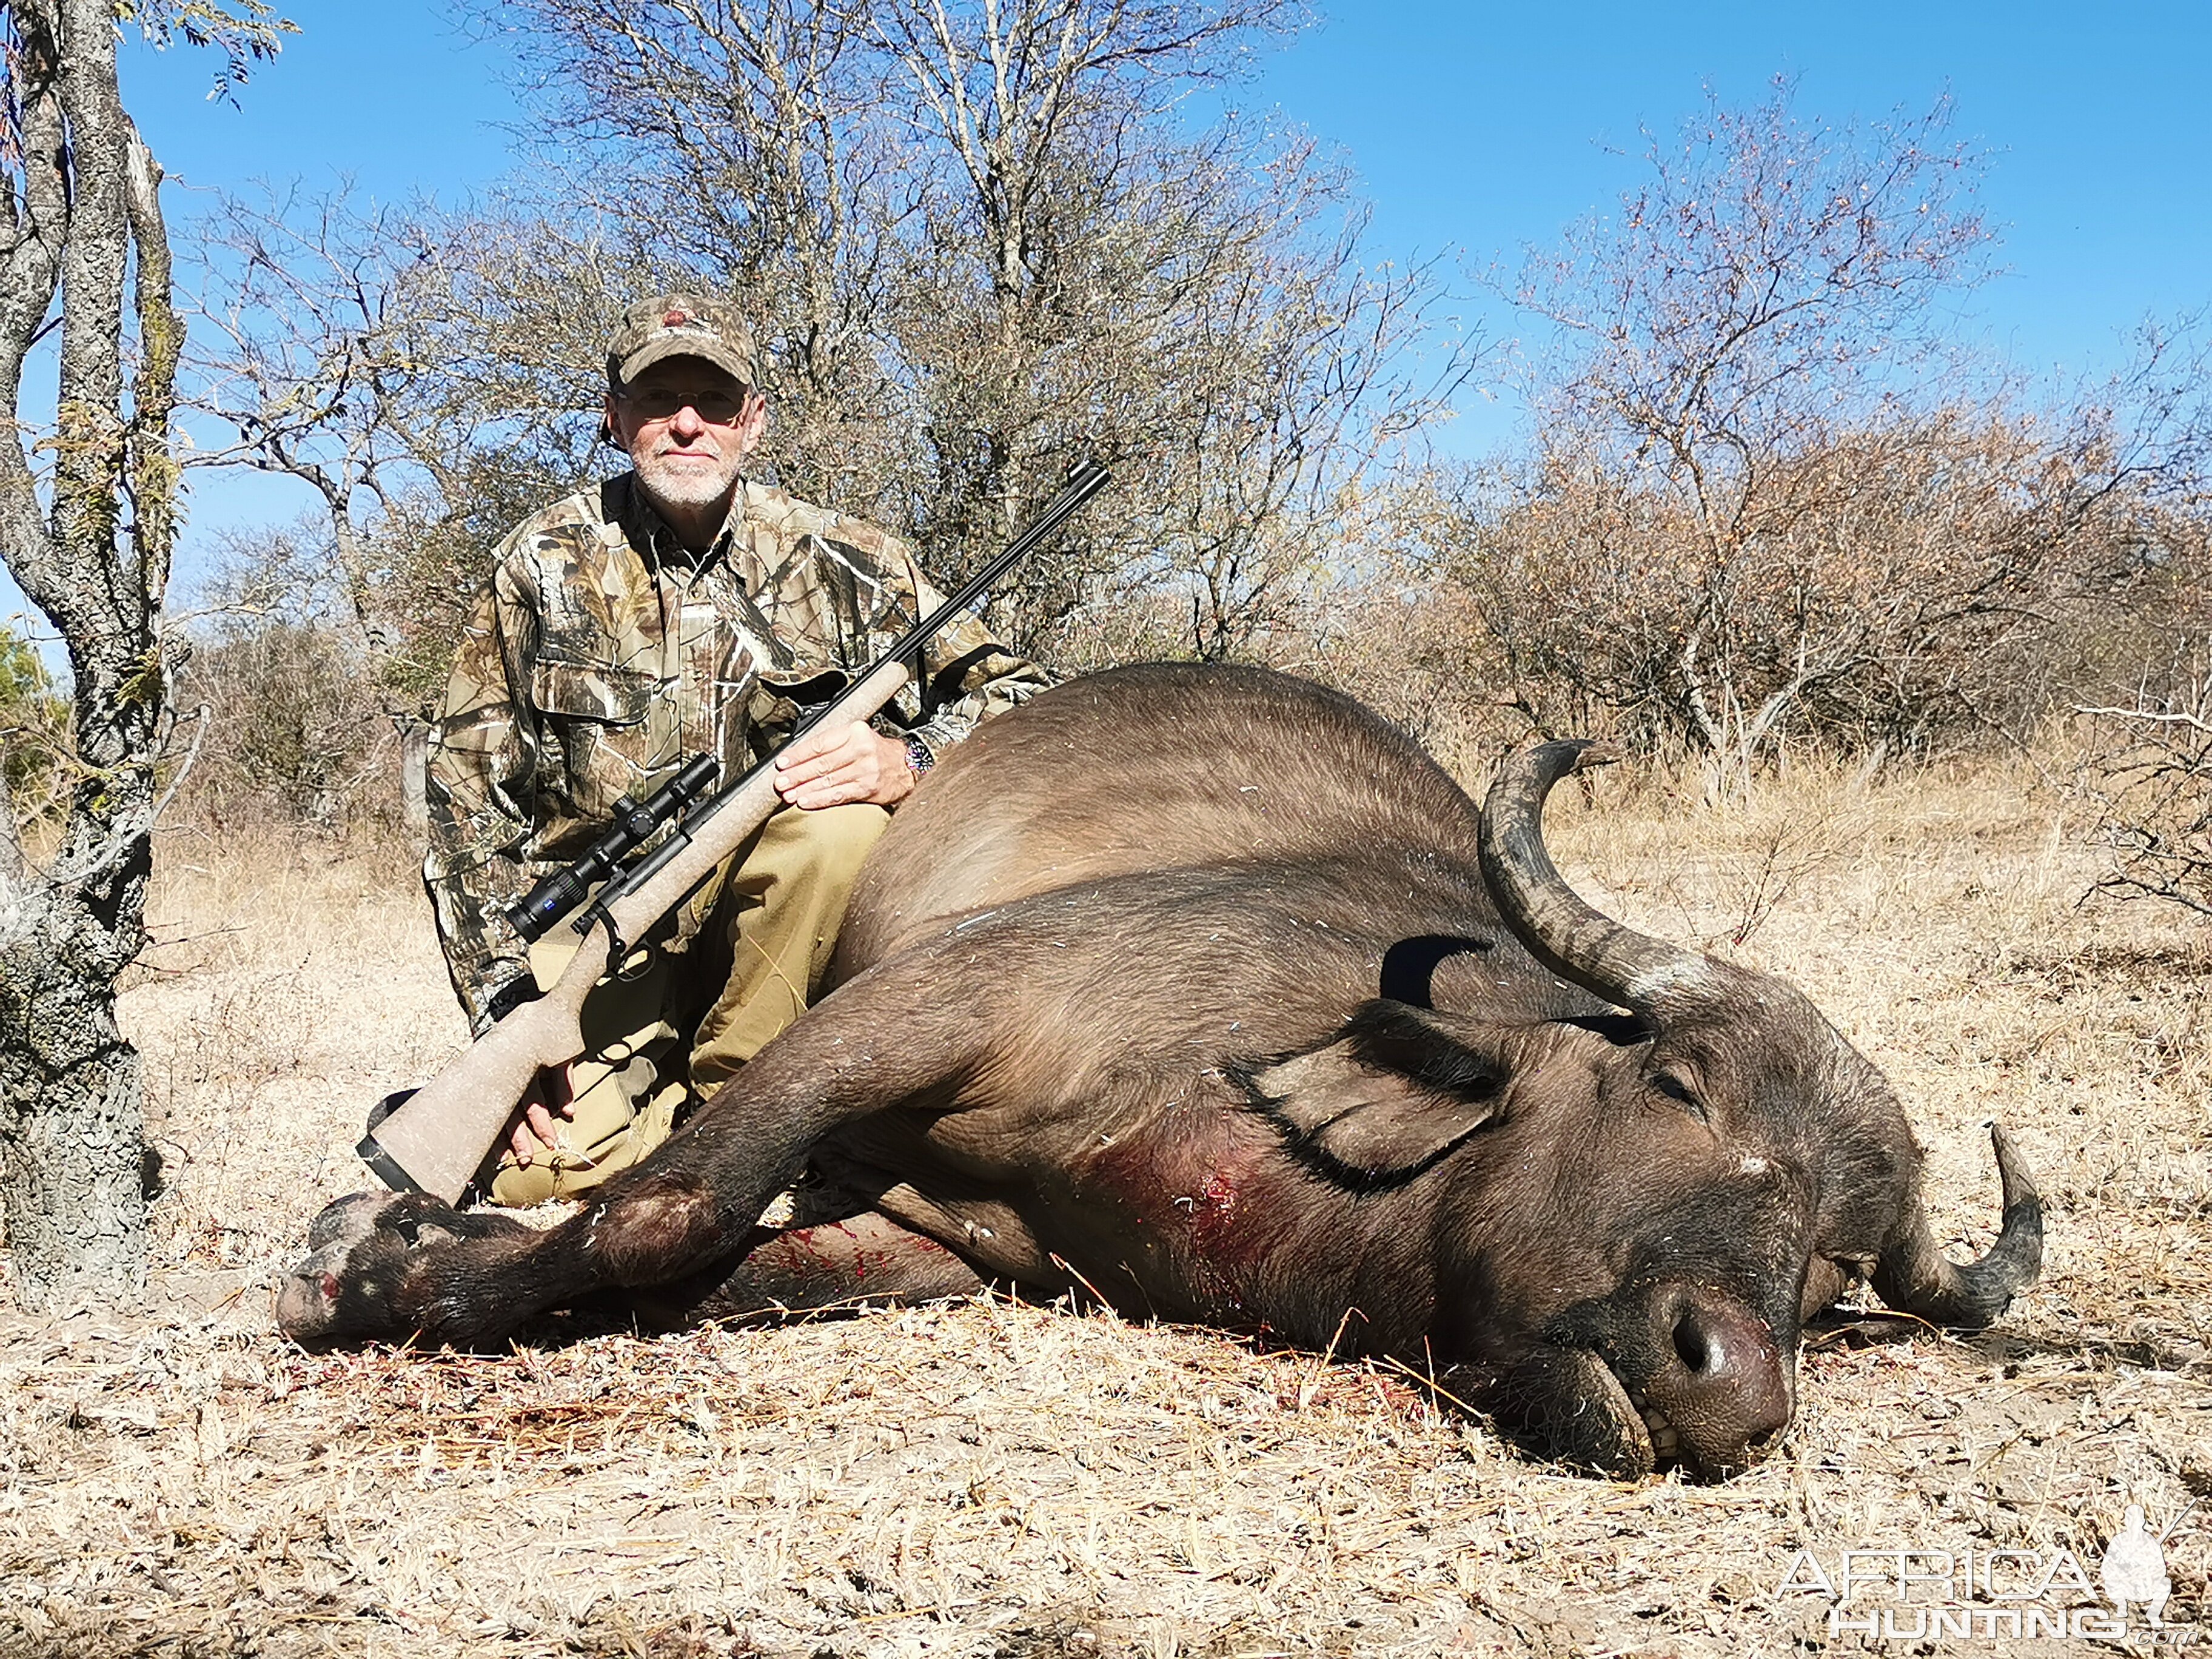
[606,293,759,390]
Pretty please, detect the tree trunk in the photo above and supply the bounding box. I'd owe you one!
[400,717,430,833]
[0,0,189,1306]
[0,880,150,1298]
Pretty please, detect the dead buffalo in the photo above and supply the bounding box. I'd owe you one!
[279,663,2040,1478]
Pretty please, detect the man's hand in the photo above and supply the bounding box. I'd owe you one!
[774,720,917,809]
[509,1062,575,1165]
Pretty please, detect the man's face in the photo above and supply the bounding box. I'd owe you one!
[606,358,768,519]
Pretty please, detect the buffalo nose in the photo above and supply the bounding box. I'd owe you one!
[1644,1285,1794,1475]
[1670,1300,1731,1376]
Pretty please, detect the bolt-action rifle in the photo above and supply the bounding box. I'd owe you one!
[358,461,1113,1202]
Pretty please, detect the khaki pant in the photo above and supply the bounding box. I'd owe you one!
[488,801,888,1205]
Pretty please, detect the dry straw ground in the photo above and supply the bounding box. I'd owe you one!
[0,745,2206,1657]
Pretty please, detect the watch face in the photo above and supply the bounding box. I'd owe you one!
[905,737,934,774]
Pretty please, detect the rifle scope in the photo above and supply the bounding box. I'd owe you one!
[503,752,719,943]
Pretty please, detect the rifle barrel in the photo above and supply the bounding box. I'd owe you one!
[906,461,1112,661]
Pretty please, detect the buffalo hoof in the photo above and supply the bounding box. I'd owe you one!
[275,1237,363,1348]
[306,1190,406,1251]
[276,1191,531,1349]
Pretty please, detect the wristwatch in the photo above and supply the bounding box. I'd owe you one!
[903,736,935,777]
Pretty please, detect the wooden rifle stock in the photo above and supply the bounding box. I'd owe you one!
[358,655,914,1201]
[358,461,1110,1202]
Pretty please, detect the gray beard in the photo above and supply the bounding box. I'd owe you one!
[633,449,743,517]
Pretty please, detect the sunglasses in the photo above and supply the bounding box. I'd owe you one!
[615,387,751,424]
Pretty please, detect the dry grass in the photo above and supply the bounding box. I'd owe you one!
[0,752,2206,1657]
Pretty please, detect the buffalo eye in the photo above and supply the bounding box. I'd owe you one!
[1651,1070,1708,1122]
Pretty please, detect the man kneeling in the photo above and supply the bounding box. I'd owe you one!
[421,293,1045,1203]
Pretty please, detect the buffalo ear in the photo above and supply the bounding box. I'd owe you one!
[1241,1000,1507,1188]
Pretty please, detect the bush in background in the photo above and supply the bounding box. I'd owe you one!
[170,620,399,839]
[0,625,69,831]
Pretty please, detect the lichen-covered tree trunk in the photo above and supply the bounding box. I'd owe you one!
[0,879,153,1293]
[0,0,195,1305]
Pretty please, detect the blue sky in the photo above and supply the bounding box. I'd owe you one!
[1257,2,2211,375]
[8,0,2208,642]
[121,0,2207,380]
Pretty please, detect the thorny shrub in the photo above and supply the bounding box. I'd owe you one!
[170,621,400,837]
[1425,413,2171,762]
[2080,642,2212,916]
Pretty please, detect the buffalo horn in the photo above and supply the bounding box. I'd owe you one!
[1871,1124,2043,1330]
[1477,739,1718,1017]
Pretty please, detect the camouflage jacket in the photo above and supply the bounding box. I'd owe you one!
[423,473,1049,1030]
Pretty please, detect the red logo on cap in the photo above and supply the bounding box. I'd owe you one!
[663,309,691,327]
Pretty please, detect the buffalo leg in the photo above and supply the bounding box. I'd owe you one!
[626,1210,988,1329]
[276,956,989,1349]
